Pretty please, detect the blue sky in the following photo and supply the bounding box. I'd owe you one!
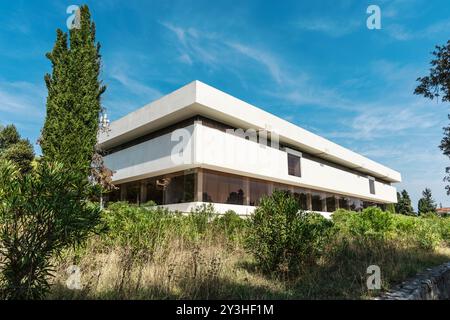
[1,0,450,209]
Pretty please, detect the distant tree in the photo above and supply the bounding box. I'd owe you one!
[0,124,20,150]
[415,40,450,194]
[396,189,414,215]
[386,203,396,214]
[395,192,402,213]
[0,125,34,174]
[418,188,437,214]
[40,5,109,184]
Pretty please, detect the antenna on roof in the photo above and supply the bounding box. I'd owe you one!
[100,112,110,130]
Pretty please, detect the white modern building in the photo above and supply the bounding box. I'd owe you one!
[98,81,401,216]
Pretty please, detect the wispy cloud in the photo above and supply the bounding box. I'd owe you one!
[0,80,45,117]
[385,23,412,41]
[345,106,438,140]
[109,69,162,100]
[294,18,361,37]
[385,18,450,41]
[226,42,282,84]
[160,22,219,68]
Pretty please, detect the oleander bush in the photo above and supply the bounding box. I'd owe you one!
[0,160,101,299]
[212,210,247,244]
[245,190,334,274]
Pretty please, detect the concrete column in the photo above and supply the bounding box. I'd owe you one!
[268,181,274,195]
[120,184,126,201]
[243,177,250,206]
[322,194,327,212]
[196,168,203,202]
[307,193,312,211]
[140,181,147,205]
[335,196,340,210]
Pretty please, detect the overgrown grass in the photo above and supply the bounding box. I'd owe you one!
[48,199,450,300]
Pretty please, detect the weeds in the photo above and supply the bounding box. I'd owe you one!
[46,193,450,299]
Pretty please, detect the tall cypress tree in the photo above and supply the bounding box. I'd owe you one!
[41,5,106,178]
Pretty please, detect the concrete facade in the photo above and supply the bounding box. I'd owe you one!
[99,81,401,215]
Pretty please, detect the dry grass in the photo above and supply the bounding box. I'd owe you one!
[48,234,450,300]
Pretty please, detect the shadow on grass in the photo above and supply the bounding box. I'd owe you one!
[48,275,290,300]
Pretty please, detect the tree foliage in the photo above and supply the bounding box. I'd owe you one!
[415,40,450,194]
[396,189,414,215]
[0,125,34,174]
[418,188,437,215]
[40,5,108,182]
[0,160,101,299]
[246,190,334,274]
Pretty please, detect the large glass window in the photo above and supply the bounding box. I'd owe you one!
[203,171,245,205]
[124,182,140,204]
[293,187,308,210]
[106,187,121,204]
[165,173,195,204]
[142,171,196,205]
[288,153,301,177]
[369,178,375,195]
[326,196,336,212]
[273,183,291,193]
[338,197,350,210]
[145,178,164,205]
[108,169,387,212]
[311,192,325,211]
[349,198,363,212]
[250,179,269,206]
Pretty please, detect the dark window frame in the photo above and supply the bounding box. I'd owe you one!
[369,178,376,195]
[287,153,302,177]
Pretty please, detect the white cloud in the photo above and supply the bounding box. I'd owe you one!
[160,22,219,68]
[295,18,361,37]
[348,107,438,140]
[0,81,45,117]
[226,42,283,84]
[385,19,450,41]
[178,53,193,65]
[109,68,162,100]
[385,24,413,41]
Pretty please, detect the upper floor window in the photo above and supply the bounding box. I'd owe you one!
[369,177,375,194]
[288,153,301,177]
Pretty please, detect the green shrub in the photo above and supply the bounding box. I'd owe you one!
[102,201,173,253]
[246,190,334,274]
[415,220,442,250]
[188,204,216,238]
[213,210,247,243]
[438,217,450,244]
[0,160,101,299]
[333,207,394,240]
[386,203,396,214]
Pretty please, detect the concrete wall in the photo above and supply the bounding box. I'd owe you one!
[104,122,397,204]
[161,202,333,218]
[104,124,195,183]
[195,123,397,203]
[378,262,450,300]
[99,81,401,184]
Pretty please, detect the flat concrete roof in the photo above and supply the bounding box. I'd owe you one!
[98,80,402,183]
